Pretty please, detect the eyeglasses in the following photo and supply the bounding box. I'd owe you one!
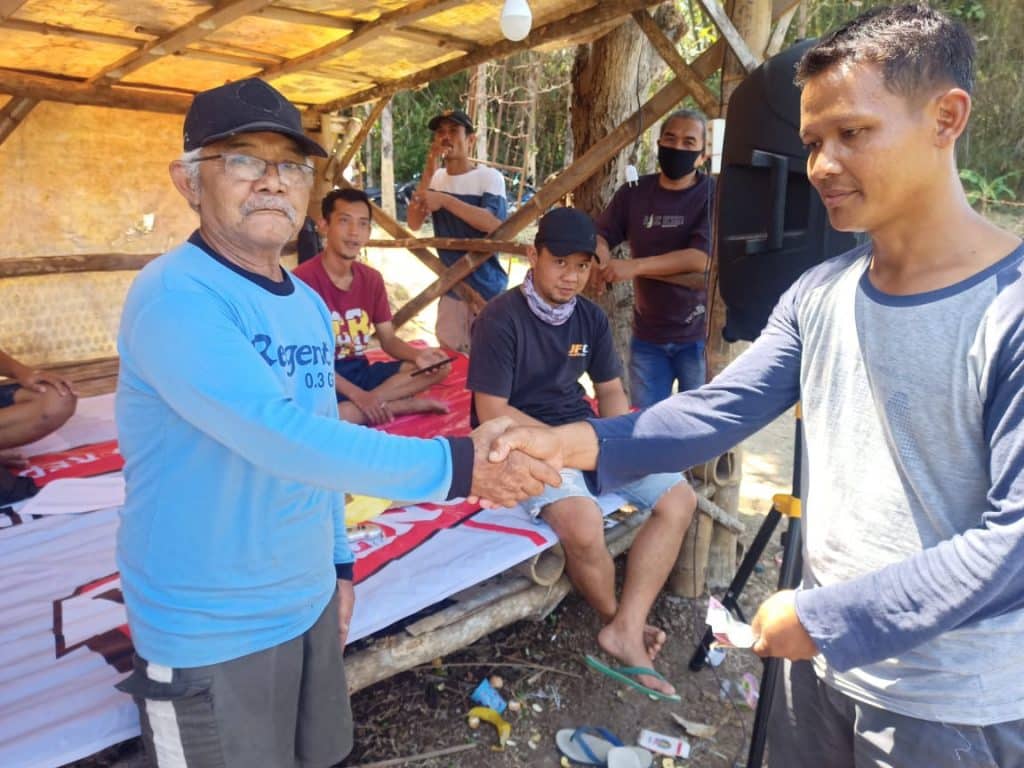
[192,153,316,188]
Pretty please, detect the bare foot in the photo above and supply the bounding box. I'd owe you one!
[387,397,450,416]
[597,622,676,696]
[644,625,667,660]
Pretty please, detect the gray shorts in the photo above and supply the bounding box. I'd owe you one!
[522,468,685,518]
[768,659,1024,768]
[117,589,352,768]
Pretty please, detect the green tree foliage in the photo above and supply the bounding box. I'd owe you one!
[789,0,1024,201]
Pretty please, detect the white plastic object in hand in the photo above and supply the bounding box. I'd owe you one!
[625,164,639,187]
[500,0,532,41]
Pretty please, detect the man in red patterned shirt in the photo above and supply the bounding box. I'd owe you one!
[294,188,451,425]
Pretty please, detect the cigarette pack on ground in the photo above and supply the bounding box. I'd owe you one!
[638,729,691,759]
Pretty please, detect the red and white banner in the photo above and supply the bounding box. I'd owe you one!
[0,356,626,767]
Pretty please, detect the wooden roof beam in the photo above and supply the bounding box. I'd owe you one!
[0,95,36,147]
[255,7,356,31]
[260,0,466,81]
[2,18,150,48]
[391,27,475,52]
[90,0,275,84]
[0,0,27,23]
[318,0,664,112]
[0,68,193,113]
[632,9,719,117]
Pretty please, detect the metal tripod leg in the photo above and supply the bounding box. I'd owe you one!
[745,513,802,767]
[688,506,783,672]
[687,406,804,767]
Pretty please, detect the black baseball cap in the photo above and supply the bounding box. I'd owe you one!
[183,78,328,157]
[427,109,475,133]
[535,207,598,257]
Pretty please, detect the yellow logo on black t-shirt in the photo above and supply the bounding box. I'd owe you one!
[567,343,589,358]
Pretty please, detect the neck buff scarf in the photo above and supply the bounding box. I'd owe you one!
[520,269,576,326]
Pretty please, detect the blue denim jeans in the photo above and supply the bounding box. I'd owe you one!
[628,336,706,408]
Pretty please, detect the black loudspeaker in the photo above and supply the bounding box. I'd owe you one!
[716,39,859,342]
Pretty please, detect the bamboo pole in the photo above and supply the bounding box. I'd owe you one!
[345,510,652,692]
[0,252,158,277]
[0,96,37,147]
[365,237,528,255]
[334,97,391,178]
[632,10,720,117]
[391,71,698,329]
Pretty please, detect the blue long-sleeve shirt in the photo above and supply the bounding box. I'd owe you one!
[587,244,1024,724]
[116,234,473,668]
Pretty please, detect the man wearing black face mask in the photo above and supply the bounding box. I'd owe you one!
[596,110,713,408]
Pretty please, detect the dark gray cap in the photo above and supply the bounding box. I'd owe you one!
[427,109,475,133]
[535,207,598,257]
[183,78,327,157]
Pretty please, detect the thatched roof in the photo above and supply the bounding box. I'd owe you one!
[0,0,663,118]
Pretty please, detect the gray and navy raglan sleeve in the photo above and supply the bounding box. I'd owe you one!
[795,274,1024,671]
[584,271,804,494]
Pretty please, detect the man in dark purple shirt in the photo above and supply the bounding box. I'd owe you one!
[596,110,713,408]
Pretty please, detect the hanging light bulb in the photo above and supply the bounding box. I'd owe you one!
[500,0,532,42]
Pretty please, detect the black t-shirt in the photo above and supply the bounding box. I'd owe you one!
[468,289,623,427]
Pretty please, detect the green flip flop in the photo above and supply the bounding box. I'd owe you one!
[584,654,682,702]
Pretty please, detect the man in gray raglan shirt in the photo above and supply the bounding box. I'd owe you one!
[488,5,1024,766]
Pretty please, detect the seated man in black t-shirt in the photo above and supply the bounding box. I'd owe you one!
[468,208,695,698]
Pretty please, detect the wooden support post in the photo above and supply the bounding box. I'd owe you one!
[472,64,488,163]
[0,96,37,147]
[765,3,799,57]
[698,0,763,74]
[380,101,396,218]
[307,114,338,223]
[391,69,699,329]
[334,97,391,180]
[632,9,721,117]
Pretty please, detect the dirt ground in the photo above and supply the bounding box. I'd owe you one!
[66,415,794,768]
[66,232,797,768]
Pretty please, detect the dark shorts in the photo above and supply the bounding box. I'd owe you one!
[0,382,20,409]
[334,357,403,403]
[117,590,352,768]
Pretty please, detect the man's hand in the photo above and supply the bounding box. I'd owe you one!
[0,449,28,468]
[601,258,637,284]
[468,418,562,508]
[351,389,392,425]
[414,348,451,371]
[487,424,566,468]
[14,364,75,396]
[412,190,446,213]
[751,590,819,660]
[337,579,355,650]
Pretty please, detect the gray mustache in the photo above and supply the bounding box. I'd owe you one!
[242,196,297,224]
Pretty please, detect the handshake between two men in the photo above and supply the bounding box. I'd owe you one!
[466,418,596,508]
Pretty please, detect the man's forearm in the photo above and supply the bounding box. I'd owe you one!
[632,248,709,278]
[440,195,502,233]
[0,349,25,379]
[555,422,599,471]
